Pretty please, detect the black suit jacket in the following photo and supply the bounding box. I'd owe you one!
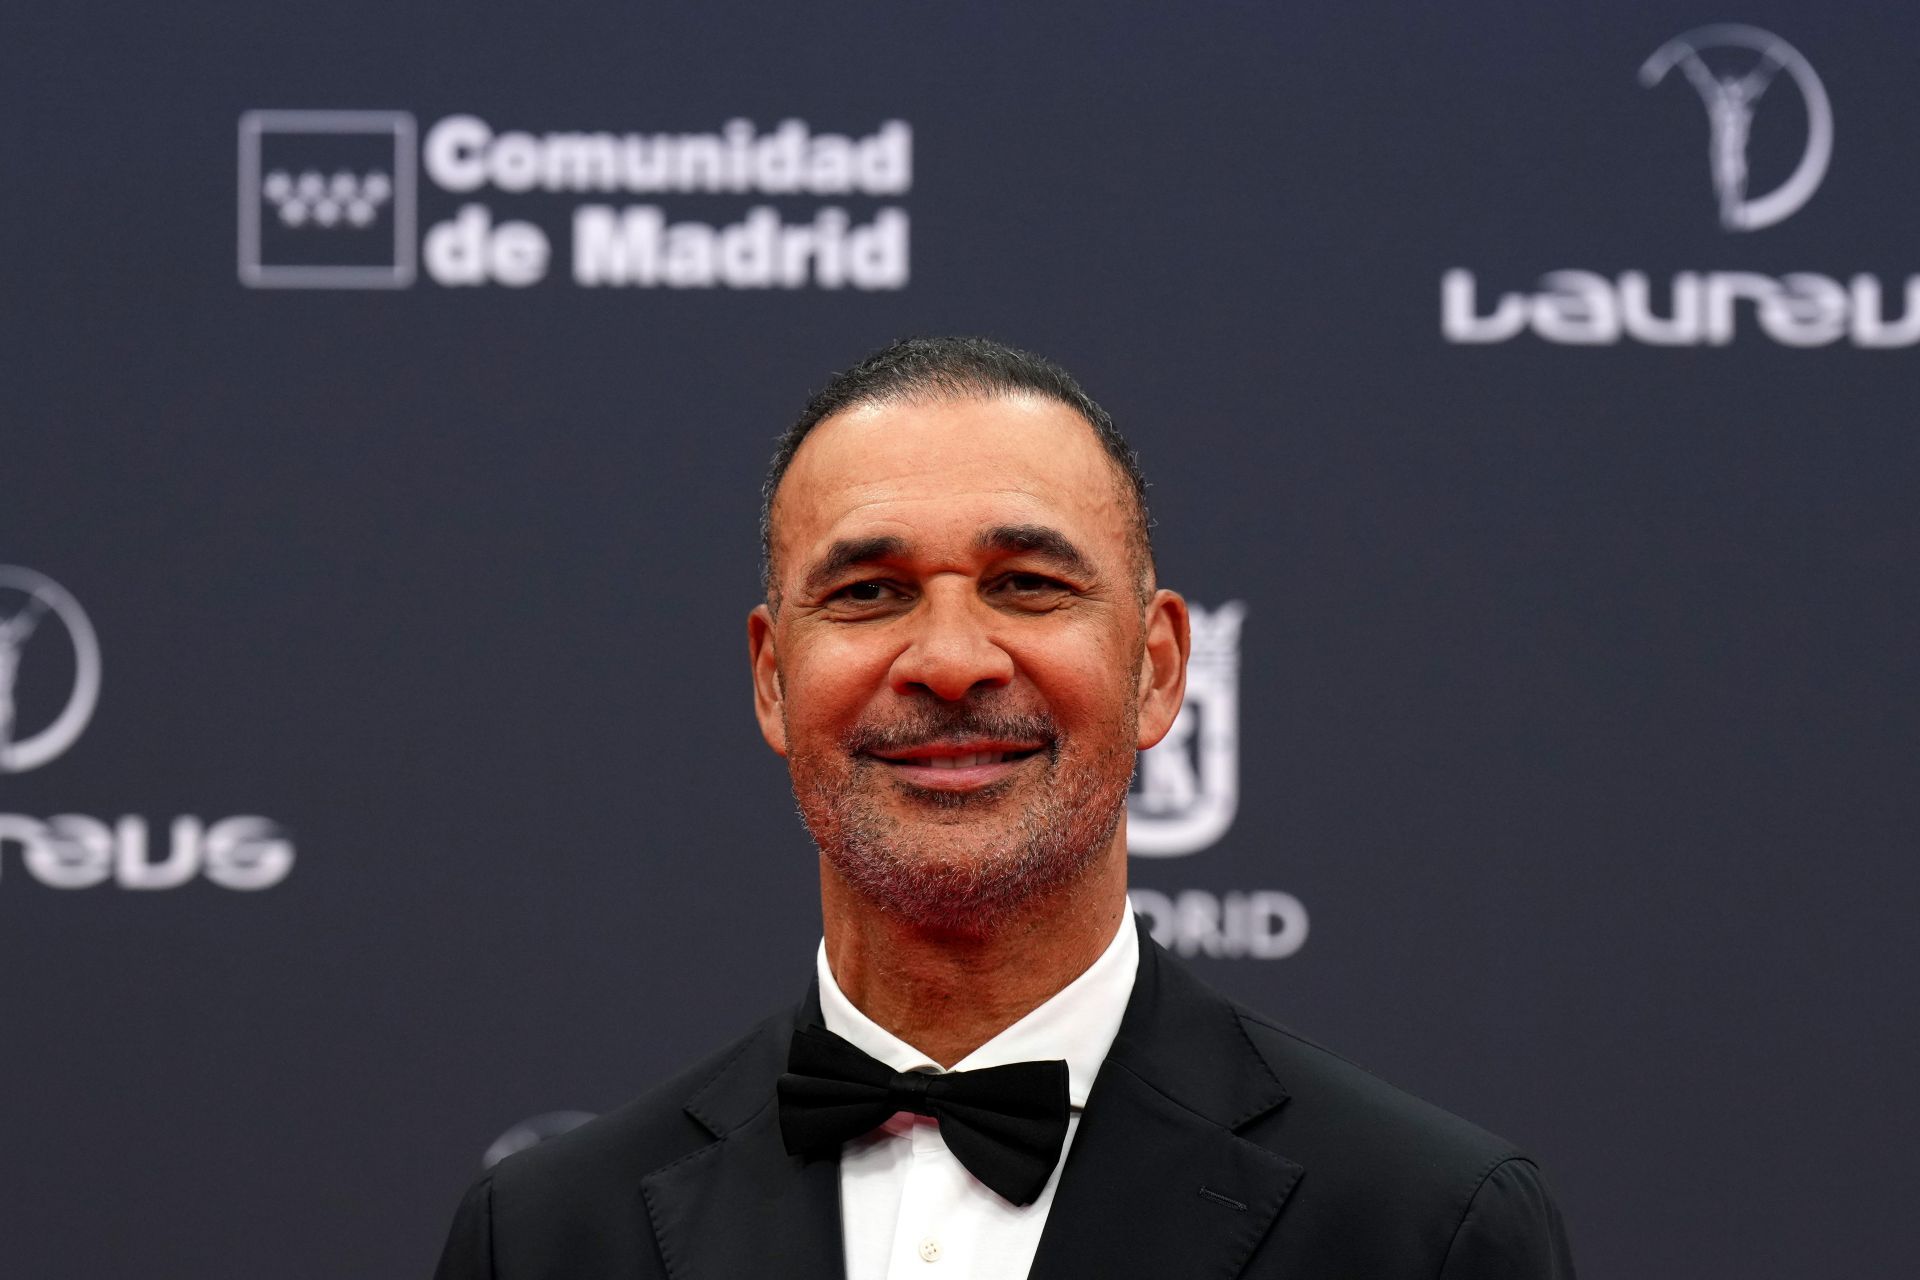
[435,919,1575,1279]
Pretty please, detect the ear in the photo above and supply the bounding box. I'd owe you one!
[1135,589,1190,750]
[747,603,788,755]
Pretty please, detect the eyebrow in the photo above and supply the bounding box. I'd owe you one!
[977,524,1097,581]
[801,535,909,598]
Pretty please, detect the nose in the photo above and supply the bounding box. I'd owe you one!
[888,581,1014,701]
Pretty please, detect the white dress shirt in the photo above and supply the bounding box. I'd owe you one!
[816,914,1138,1280]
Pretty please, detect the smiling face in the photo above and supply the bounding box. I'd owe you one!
[749,392,1189,933]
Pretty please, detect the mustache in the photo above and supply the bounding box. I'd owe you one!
[842,704,1059,756]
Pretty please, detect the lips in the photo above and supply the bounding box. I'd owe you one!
[864,741,1047,790]
[869,742,1045,766]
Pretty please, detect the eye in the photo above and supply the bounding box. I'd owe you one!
[825,579,907,610]
[992,572,1072,603]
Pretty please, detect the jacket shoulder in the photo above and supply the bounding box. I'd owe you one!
[1238,1007,1523,1177]
[493,1004,793,1202]
[435,1006,795,1279]
[1098,937,1573,1277]
[1136,933,1524,1185]
[1231,1005,1573,1274]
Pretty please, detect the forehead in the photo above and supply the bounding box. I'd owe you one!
[773,393,1131,567]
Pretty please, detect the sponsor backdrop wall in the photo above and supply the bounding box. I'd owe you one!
[5,1,1915,1275]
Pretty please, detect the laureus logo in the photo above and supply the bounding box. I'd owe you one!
[1442,25,1915,347]
[1640,24,1833,231]
[0,568,296,893]
[0,567,101,774]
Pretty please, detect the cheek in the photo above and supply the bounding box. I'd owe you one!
[782,632,893,738]
[1022,632,1139,733]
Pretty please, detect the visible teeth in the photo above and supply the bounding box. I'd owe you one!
[924,752,1004,769]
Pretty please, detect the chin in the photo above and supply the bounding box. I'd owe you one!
[886,778,1022,816]
[818,810,1121,934]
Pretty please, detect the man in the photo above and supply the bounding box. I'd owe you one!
[434,337,1576,1279]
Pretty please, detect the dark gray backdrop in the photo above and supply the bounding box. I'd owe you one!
[5,1,1916,1276]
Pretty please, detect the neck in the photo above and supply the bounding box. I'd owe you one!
[820,843,1130,1068]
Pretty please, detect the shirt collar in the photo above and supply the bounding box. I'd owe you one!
[815,911,1138,1109]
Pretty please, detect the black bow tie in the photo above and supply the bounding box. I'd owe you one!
[776,1024,1071,1206]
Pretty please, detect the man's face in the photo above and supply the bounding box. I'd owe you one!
[748,392,1188,931]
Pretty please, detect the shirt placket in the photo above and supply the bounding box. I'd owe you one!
[884,1114,973,1278]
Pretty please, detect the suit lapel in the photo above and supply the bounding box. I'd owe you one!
[641,994,845,1280]
[1028,922,1303,1280]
